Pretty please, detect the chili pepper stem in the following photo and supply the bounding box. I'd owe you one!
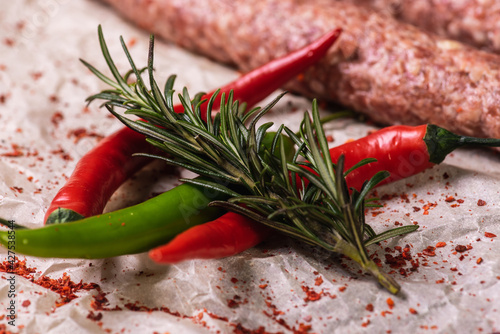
[425,124,500,164]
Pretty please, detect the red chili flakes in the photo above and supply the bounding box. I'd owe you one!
[455,245,468,253]
[0,258,99,308]
[477,257,483,265]
[263,301,285,319]
[361,319,370,327]
[477,199,487,206]
[51,148,72,161]
[383,244,420,276]
[484,232,497,238]
[422,246,436,257]
[0,324,15,334]
[51,111,64,127]
[435,241,447,248]
[445,196,455,203]
[301,285,323,302]
[258,284,268,289]
[297,323,312,332]
[326,135,334,142]
[409,308,418,315]
[386,297,395,309]
[314,276,323,286]
[30,72,43,80]
[230,277,238,284]
[227,295,246,308]
[371,210,384,217]
[127,37,137,48]
[381,310,392,317]
[21,300,31,307]
[338,286,347,293]
[422,202,437,215]
[4,38,15,46]
[1,143,24,157]
[67,128,104,144]
[87,311,103,321]
[366,304,374,312]
[10,186,23,194]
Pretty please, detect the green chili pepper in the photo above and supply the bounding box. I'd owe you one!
[0,182,226,259]
[0,132,295,259]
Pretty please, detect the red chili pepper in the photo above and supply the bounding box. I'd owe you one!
[329,125,434,191]
[44,127,157,223]
[172,28,342,118]
[304,123,500,191]
[149,123,500,263]
[148,211,270,263]
[45,28,342,224]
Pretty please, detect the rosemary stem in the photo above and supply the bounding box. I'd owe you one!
[333,238,401,294]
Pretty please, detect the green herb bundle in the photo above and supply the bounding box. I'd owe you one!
[83,26,418,294]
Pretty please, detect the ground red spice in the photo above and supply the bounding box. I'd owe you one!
[383,244,418,276]
[455,245,468,253]
[10,186,23,194]
[117,299,285,334]
[87,311,103,321]
[227,295,248,308]
[84,269,316,334]
[30,72,43,80]
[1,143,24,157]
[386,298,395,309]
[50,147,73,161]
[422,246,436,257]
[0,257,99,308]
[67,128,104,144]
[0,323,15,334]
[435,242,446,248]
[477,199,487,206]
[484,232,497,238]
[51,111,64,127]
[127,37,137,48]
[301,285,323,302]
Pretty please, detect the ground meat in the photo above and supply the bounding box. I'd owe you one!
[99,0,500,139]
[339,0,500,54]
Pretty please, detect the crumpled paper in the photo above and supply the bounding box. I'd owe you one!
[1,1,499,333]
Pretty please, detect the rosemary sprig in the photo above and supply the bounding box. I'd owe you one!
[82,25,419,294]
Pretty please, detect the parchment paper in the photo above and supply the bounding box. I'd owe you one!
[1,1,499,333]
